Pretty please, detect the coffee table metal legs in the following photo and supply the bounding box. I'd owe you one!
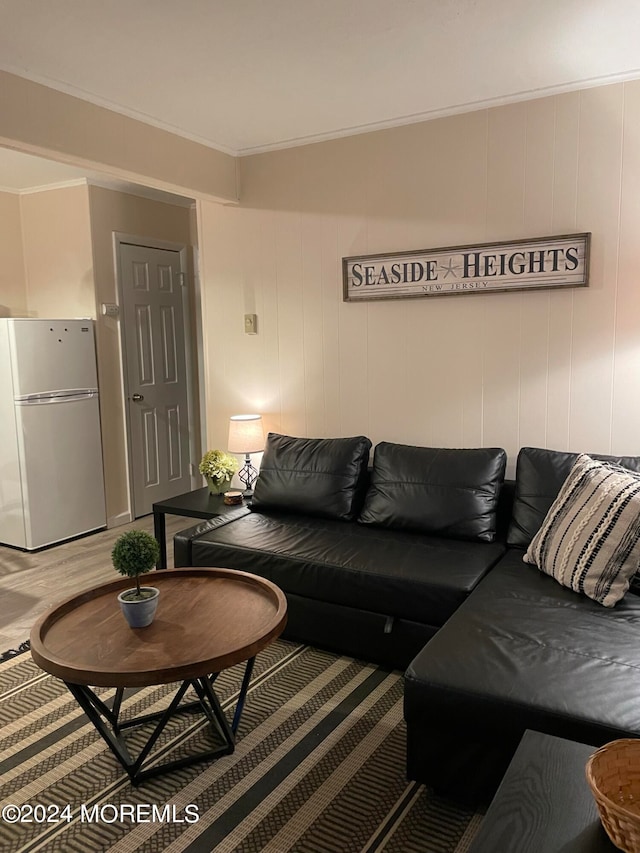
[66,657,255,785]
[231,655,255,733]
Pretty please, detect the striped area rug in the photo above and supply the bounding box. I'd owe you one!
[0,640,482,852]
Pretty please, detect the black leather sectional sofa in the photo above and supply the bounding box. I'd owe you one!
[174,434,640,805]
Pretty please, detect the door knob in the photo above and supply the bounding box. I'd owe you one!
[132,393,144,401]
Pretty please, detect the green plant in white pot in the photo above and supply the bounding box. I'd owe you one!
[199,449,239,494]
[112,530,161,628]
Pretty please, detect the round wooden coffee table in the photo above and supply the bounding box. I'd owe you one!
[30,567,287,784]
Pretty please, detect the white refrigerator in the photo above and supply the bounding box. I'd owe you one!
[0,318,106,550]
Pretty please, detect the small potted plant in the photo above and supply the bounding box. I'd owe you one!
[112,529,161,628]
[199,449,239,494]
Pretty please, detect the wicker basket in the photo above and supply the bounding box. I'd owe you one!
[586,738,640,852]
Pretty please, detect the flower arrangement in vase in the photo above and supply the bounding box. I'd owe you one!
[199,449,239,494]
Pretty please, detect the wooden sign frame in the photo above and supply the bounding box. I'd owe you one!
[343,233,590,302]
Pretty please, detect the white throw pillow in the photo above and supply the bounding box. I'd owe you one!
[523,454,640,607]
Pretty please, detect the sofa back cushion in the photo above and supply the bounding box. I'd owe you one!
[507,447,640,548]
[358,443,507,542]
[251,432,372,521]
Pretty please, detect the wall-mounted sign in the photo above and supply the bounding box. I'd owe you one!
[343,233,590,302]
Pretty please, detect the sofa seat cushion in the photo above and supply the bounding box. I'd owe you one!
[188,510,506,627]
[405,548,640,742]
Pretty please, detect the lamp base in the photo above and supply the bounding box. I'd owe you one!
[237,454,259,493]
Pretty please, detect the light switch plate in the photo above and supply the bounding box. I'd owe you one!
[244,313,258,334]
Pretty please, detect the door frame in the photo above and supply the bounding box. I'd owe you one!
[113,232,200,519]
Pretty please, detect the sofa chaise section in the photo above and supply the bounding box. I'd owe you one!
[404,447,640,805]
[405,549,640,803]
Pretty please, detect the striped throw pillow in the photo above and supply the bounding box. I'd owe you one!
[523,453,640,607]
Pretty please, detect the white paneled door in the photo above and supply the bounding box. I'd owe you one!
[119,241,194,518]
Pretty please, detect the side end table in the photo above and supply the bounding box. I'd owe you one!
[468,730,616,852]
[152,487,248,569]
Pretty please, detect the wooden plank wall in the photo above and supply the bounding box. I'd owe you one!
[198,81,640,476]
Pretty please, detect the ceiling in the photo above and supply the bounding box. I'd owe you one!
[1,0,640,191]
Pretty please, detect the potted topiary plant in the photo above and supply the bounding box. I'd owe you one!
[199,449,240,494]
[112,529,161,628]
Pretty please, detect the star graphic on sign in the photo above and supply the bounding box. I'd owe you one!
[439,257,461,278]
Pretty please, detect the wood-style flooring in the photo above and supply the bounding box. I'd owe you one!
[0,514,190,653]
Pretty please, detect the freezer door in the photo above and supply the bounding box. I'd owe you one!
[16,395,106,549]
[8,319,98,397]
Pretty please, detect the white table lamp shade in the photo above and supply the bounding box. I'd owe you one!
[228,414,264,454]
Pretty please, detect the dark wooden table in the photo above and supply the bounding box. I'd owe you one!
[468,730,616,852]
[30,567,287,784]
[152,487,244,569]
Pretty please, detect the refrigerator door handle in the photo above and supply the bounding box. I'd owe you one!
[15,390,99,405]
